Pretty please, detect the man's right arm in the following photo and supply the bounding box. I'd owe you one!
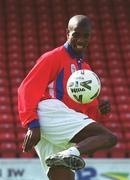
[18,53,61,128]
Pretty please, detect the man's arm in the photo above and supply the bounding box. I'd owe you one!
[18,53,61,128]
[22,127,41,152]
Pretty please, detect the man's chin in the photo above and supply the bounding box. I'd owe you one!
[72,45,85,55]
[74,48,84,55]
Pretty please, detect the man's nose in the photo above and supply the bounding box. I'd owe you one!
[77,36,85,43]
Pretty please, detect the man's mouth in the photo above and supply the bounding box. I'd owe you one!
[76,45,84,49]
[75,44,86,50]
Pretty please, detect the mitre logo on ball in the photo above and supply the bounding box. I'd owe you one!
[67,70,101,104]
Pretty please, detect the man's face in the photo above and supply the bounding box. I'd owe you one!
[67,24,91,56]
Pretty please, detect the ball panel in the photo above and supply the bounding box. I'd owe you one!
[67,70,101,104]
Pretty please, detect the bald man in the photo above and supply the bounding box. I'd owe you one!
[18,15,117,180]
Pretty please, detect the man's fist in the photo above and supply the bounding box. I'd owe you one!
[98,99,111,114]
[22,127,41,152]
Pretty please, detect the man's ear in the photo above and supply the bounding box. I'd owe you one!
[66,28,69,38]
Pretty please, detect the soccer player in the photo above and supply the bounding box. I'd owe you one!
[18,15,117,180]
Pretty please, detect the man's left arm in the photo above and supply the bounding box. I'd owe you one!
[85,99,111,121]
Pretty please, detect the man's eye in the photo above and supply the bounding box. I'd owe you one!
[84,33,90,38]
[72,33,79,38]
[72,33,89,39]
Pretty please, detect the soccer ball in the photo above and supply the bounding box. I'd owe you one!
[67,69,101,104]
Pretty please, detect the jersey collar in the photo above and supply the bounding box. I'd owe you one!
[64,42,85,60]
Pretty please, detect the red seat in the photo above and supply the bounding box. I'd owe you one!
[11,86,19,95]
[0,61,6,69]
[0,86,10,95]
[124,132,130,141]
[0,68,7,78]
[112,77,127,86]
[115,95,130,104]
[117,104,130,113]
[0,104,12,113]
[124,58,130,67]
[104,122,122,131]
[113,86,129,95]
[0,122,14,129]
[0,131,15,142]
[96,69,108,77]
[10,77,23,86]
[109,142,127,158]
[122,122,130,130]
[1,152,17,158]
[8,58,24,69]
[0,142,17,152]
[100,77,112,87]
[16,131,26,142]
[90,52,104,60]
[0,142,17,157]
[93,151,109,158]
[0,96,10,104]
[91,60,106,69]
[8,36,21,46]
[108,113,120,122]
[8,44,21,54]
[104,35,117,44]
[110,150,126,158]
[0,113,14,123]
[119,113,130,121]
[19,152,36,158]
[110,68,125,77]
[101,86,113,95]
[126,69,130,77]
[9,69,24,78]
[126,141,130,157]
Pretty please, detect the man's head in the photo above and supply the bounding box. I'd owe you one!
[66,15,92,57]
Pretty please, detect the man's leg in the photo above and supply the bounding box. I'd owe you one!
[70,122,117,155]
[48,166,75,180]
[46,122,117,170]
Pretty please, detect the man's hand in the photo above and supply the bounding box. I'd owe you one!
[22,127,41,152]
[98,99,111,114]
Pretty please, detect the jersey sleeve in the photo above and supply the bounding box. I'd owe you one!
[18,53,60,127]
[84,99,100,120]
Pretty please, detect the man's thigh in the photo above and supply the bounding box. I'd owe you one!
[70,122,113,143]
[38,99,95,145]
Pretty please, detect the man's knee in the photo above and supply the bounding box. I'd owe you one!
[104,132,117,148]
[92,122,118,148]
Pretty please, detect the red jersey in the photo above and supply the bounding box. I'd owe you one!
[18,43,100,127]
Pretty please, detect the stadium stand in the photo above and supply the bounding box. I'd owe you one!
[0,0,130,158]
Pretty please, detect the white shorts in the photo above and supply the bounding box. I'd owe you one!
[35,99,95,174]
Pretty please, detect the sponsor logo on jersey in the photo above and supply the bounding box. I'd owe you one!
[70,64,76,74]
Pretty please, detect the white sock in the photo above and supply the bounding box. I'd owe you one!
[60,147,80,156]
